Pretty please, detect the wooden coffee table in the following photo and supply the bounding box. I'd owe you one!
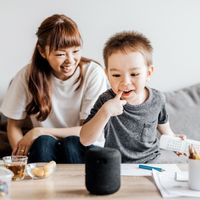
[9,164,195,200]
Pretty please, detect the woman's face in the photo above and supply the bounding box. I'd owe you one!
[42,46,82,80]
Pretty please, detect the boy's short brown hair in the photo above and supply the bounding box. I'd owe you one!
[103,31,153,68]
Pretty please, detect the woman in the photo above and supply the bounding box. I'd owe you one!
[0,14,107,163]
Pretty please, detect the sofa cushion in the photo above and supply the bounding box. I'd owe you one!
[0,113,33,158]
[157,83,200,163]
[165,83,200,140]
[0,130,12,158]
[0,113,7,132]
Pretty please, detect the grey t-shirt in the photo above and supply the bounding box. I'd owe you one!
[85,88,168,163]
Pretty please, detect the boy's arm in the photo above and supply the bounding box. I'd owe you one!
[80,106,110,146]
[158,122,186,140]
[157,122,176,136]
[80,91,126,146]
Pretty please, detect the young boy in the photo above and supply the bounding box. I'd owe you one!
[80,31,180,163]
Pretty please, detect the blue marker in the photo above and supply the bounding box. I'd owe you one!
[138,164,165,172]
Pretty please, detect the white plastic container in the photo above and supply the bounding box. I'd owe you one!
[0,167,14,198]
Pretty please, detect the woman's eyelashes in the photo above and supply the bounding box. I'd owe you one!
[55,53,66,57]
[54,49,80,57]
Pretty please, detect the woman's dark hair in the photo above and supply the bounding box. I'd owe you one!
[26,14,90,121]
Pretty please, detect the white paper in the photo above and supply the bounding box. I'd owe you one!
[153,170,200,198]
[121,164,180,176]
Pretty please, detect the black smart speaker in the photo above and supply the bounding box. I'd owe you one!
[85,147,121,195]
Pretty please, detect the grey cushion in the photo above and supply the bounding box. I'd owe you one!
[165,83,200,140]
[158,83,200,163]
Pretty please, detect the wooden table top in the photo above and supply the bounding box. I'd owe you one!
[8,164,195,200]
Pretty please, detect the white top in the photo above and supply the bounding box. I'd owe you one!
[0,62,108,146]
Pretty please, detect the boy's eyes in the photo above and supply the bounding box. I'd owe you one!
[73,49,80,53]
[131,73,140,77]
[112,74,121,77]
[112,73,140,77]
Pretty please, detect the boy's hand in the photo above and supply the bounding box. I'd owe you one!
[175,134,187,156]
[103,91,127,117]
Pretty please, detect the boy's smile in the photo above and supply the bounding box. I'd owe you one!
[106,51,154,105]
[122,90,134,97]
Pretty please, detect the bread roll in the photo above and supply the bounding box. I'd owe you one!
[44,161,56,177]
[32,167,45,177]
[32,161,56,178]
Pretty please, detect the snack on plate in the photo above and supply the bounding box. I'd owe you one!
[189,145,200,160]
[31,161,56,178]
[31,167,45,177]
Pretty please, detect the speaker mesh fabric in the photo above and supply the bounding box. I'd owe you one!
[85,147,121,195]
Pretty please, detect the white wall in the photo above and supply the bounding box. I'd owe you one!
[1,0,200,99]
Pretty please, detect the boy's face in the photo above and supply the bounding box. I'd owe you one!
[106,51,154,105]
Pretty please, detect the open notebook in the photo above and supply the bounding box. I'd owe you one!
[153,170,200,198]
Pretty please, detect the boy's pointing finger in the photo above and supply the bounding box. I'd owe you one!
[121,100,127,106]
[115,91,123,99]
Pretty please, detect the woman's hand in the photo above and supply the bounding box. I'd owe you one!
[13,127,43,156]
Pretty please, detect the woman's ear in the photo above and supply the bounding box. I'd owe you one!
[104,67,111,82]
[37,45,46,59]
[104,68,108,77]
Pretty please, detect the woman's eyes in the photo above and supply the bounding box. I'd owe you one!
[55,53,65,56]
[55,49,80,56]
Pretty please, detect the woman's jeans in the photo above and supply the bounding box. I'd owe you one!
[28,135,93,163]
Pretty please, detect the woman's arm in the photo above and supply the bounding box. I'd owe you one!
[7,119,25,153]
[8,118,82,155]
[39,126,81,138]
[7,119,29,155]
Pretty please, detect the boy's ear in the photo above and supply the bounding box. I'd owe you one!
[37,45,46,59]
[147,65,155,78]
